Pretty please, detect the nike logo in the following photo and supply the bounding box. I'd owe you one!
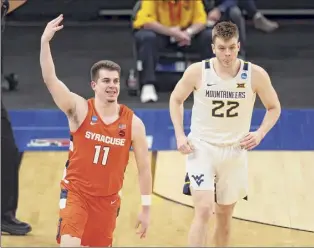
[207,84,216,87]
[111,199,118,204]
[90,122,97,125]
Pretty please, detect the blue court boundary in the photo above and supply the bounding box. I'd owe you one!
[8,108,314,151]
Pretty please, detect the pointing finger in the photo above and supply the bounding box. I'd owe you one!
[50,15,63,27]
[54,16,64,26]
[53,14,63,22]
[49,14,62,25]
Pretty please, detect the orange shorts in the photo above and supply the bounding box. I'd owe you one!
[56,185,120,247]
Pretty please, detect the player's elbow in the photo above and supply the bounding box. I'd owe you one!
[170,92,184,106]
[274,104,281,117]
[267,102,281,117]
[42,75,57,86]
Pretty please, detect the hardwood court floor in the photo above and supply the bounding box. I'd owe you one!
[155,151,314,232]
[1,151,314,247]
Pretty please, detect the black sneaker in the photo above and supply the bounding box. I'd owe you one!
[1,214,32,235]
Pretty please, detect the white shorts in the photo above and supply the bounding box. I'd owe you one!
[186,136,248,205]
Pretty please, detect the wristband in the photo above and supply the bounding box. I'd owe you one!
[141,195,152,206]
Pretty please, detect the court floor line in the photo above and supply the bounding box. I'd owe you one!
[151,151,314,233]
[152,192,314,234]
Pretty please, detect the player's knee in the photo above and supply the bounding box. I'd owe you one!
[215,203,235,217]
[192,190,215,222]
[194,205,214,222]
[215,203,236,227]
[60,234,81,247]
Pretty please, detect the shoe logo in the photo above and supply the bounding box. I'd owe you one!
[207,84,216,87]
[191,174,204,186]
[90,122,97,125]
[111,199,118,205]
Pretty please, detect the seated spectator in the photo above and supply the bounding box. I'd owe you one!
[203,0,246,58]
[132,0,211,103]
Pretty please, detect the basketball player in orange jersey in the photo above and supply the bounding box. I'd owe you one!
[40,15,152,247]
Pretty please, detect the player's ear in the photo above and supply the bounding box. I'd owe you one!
[211,43,215,54]
[91,81,96,89]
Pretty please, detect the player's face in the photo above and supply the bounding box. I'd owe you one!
[212,37,240,67]
[91,69,120,103]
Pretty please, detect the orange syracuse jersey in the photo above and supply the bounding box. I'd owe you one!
[61,98,133,196]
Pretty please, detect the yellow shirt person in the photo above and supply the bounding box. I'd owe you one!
[132,0,212,104]
[133,0,207,29]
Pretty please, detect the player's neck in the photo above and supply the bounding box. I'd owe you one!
[94,97,119,117]
[214,58,241,77]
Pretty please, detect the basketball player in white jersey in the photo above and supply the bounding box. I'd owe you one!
[169,21,281,247]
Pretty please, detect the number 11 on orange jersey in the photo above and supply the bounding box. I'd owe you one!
[93,145,110,166]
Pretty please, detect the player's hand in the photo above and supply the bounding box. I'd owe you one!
[135,208,150,239]
[176,135,194,154]
[41,14,64,43]
[240,131,264,150]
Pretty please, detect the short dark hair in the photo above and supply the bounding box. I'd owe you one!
[90,60,121,81]
[212,21,239,43]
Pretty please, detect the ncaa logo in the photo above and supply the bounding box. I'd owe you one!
[241,73,247,79]
[91,116,98,123]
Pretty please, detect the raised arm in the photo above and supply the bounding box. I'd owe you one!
[40,15,85,118]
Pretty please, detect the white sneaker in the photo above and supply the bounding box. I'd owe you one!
[140,84,158,103]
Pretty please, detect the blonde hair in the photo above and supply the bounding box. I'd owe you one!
[212,21,239,43]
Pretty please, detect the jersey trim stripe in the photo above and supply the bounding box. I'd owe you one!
[205,59,211,69]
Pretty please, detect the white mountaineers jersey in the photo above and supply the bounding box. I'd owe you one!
[190,58,256,145]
